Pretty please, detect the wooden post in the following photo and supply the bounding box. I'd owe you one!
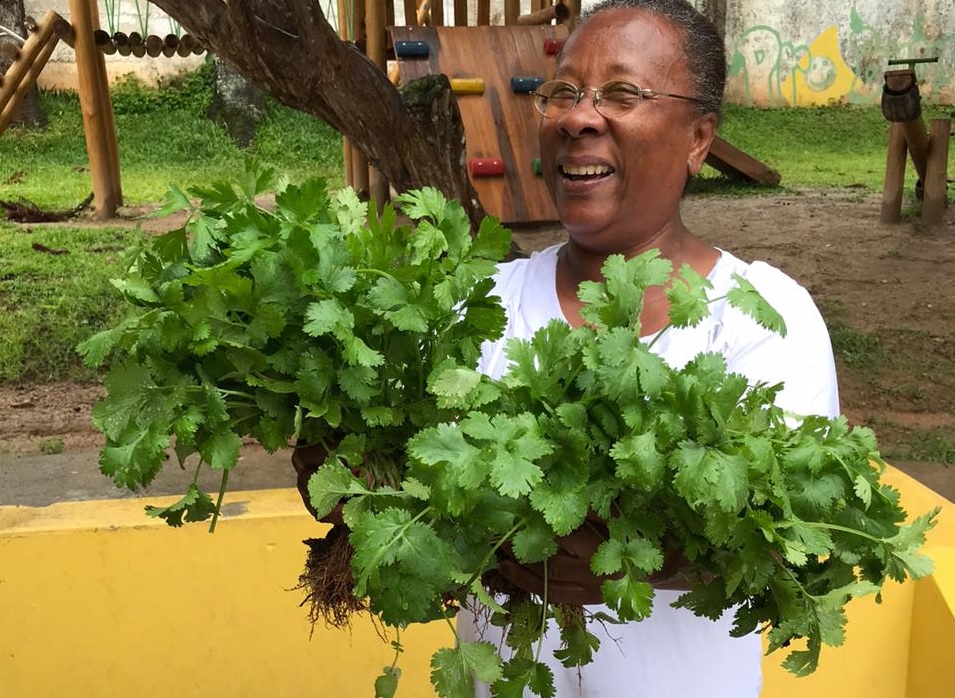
[403,0,417,24]
[518,2,570,25]
[453,0,468,25]
[90,0,122,208]
[365,0,389,210]
[69,0,122,218]
[477,0,490,26]
[563,0,579,29]
[921,118,951,226]
[900,119,929,184]
[880,122,907,224]
[430,0,444,26]
[504,0,520,25]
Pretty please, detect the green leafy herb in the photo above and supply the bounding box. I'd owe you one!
[83,168,937,698]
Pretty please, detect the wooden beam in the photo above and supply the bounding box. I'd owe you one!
[504,0,520,25]
[90,1,122,207]
[901,118,929,184]
[518,2,569,25]
[69,0,122,218]
[476,0,490,26]
[403,0,417,25]
[880,122,907,224]
[921,118,951,226]
[430,0,443,26]
[705,136,781,185]
[0,22,59,137]
[0,10,60,120]
[453,0,467,26]
[365,0,389,209]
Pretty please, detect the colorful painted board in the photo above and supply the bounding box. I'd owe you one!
[391,25,567,223]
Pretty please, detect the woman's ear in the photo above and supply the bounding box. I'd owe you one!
[687,113,718,177]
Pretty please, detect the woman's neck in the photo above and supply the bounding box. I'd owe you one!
[555,219,719,332]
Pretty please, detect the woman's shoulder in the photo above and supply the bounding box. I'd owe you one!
[492,244,561,302]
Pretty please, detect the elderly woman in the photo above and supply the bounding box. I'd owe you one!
[459,0,839,695]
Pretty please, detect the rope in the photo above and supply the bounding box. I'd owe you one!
[0,25,27,44]
[102,0,183,38]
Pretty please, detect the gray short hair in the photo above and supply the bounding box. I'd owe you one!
[577,0,725,120]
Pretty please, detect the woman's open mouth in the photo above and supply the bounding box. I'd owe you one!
[560,164,614,181]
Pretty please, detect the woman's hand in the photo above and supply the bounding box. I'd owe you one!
[497,515,693,605]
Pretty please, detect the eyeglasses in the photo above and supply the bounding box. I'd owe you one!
[531,79,702,119]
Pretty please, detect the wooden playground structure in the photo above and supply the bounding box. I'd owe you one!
[879,58,952,226]
[1,0,779,222]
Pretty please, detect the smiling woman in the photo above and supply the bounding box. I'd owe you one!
[462,1,841,697]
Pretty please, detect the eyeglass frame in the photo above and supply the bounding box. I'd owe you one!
[531,79,703,119]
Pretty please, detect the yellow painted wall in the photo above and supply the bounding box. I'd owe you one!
[1,467,952,698]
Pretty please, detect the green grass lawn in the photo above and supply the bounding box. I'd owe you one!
[0,64,344,208]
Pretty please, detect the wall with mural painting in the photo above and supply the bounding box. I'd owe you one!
[705,1,955,106]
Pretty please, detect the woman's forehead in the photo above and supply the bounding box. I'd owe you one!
[558,8,687,77]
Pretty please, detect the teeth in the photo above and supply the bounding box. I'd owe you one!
[562,164,612,176]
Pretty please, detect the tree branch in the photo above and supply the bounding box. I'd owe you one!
[149,0,485,226]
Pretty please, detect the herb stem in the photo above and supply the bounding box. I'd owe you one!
[463,519,527,590]
[208,468,229,533]
[778,520,887,544]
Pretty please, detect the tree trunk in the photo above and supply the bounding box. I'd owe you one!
[699,0,727,42]
[207,56,265,148]
[0,0,48,128]
[148,0,485,227]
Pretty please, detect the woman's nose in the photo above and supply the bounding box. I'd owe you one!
[556,92,607,136]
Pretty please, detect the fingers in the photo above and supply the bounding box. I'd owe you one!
[497,556,605,605]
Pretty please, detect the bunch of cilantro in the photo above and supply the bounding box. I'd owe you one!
[79,164,511,528]
[82,167,937,698]
[308,252,938,697]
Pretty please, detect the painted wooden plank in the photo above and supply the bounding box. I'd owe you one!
[392,25,567,223]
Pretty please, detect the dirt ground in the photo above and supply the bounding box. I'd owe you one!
[1,187,954,505]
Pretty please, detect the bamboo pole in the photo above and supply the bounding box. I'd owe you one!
[0,26,59,136]
[113,32,131,56]
[0,10,60,115]
[921,118,951,226]
[145,34,163,57]
[69,0,122,218]
[53,17,76,47]
[880,122,907,224]
[161,34,178,57]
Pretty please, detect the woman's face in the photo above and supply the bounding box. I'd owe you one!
[539,8,716,254]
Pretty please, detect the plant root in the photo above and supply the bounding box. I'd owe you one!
[296,524,366,631]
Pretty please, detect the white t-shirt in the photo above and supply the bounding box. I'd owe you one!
[462,244,840,698]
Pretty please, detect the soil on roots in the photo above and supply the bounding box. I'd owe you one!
[297,525,366,630]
